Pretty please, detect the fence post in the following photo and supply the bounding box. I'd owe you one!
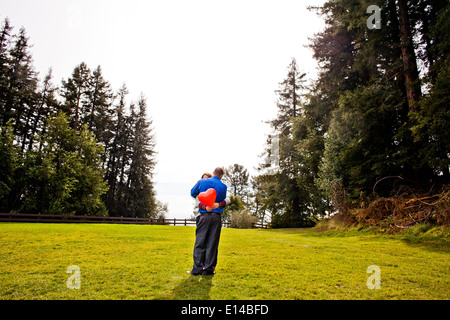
[173,218,176,226]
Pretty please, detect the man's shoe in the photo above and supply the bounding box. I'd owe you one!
[203,270,215,276]
[187,270,203,276]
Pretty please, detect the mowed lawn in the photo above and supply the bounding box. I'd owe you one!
[0,222,448,300]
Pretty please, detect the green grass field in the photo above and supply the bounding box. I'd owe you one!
[0,222,448,300]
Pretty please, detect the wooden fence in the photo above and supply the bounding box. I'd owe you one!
[0,213,268,229]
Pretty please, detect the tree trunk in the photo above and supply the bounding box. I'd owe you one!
[397,0,421,112]
[74,90,80,131]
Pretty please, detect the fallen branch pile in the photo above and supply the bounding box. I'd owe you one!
[350,186,449,230]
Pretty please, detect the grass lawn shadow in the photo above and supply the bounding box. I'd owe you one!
[399,238,450,254]
[156,275,214,300]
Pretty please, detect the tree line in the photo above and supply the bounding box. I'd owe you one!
[2,0,448,226]
[223,0,449,228]
[0,18,160,218]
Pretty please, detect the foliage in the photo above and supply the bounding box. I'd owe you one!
[255,0,449,228]
[411,56,450,177]
[0,19,158,217]
[222,194,246,223]
[228,209,258,229]
[0,120,20,211]
[21,112,108,215]
[316,84,403,198]
[223,163,249,199]
[255,58,320,228]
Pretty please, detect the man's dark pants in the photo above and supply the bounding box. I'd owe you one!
[191,212,222,275]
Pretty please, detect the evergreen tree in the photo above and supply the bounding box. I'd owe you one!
[61,62,91,131]
[2,26,39,148]
[104,84,129,216]
[0,18,13,127]
[271,58,306,135]
[84,65,114,160]
[223,163,249,199]
[258,58,313,227]
[122,95,157,218]
[250,173,284,227]
[27,68,59,152]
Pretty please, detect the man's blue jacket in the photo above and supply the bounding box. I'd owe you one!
[191,176,227,213]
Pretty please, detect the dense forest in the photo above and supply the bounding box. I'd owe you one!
[0,18,158,218]
[252,0,449,228]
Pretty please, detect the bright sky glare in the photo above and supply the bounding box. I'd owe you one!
[1,0,326,219]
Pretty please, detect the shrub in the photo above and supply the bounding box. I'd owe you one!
[229,209,258,229]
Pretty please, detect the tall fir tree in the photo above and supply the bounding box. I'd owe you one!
[271,58,306,136]
[61,62,91,131]
[104,84,129,216]
[27,68,59,152]
[223,163,249,199]
[84,65,114,158]
[123,95,157,218]
[258,58,314,227]
[0,18,13,127]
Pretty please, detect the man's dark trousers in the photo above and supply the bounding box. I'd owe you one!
[191,212,222,275]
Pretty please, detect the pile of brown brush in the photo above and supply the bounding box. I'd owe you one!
[335,184,449,232]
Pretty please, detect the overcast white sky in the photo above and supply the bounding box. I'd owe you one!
[1,0,326,219]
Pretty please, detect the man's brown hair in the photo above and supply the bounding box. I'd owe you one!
[213,167,224,177]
